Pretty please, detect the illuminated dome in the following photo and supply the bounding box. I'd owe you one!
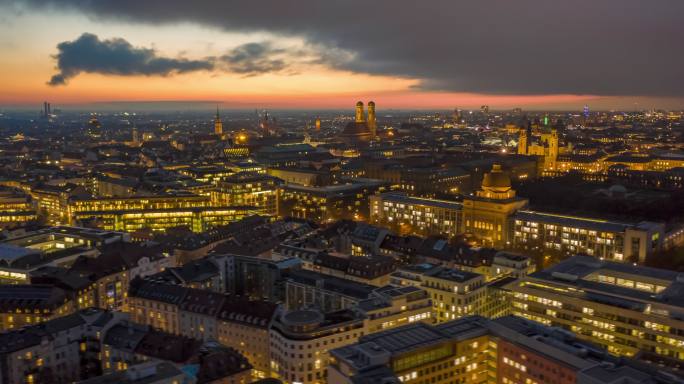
[356,101,364,107]
[368,101,375,107]
[481,164,512,193]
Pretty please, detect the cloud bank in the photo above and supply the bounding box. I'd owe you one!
[28,0,684,95]
[48,33,214,85]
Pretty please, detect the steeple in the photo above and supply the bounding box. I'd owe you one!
[214,105,223,136]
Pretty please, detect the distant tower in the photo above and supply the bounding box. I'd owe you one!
[315,118,321,131]
[367,101,377,139]
[452,108,461,123]
[517,127,528,155]
[583,105,590,119]
[547,128,559,170]
[132,126,140,145]
[214,106,223,135]
[355,101,365,123]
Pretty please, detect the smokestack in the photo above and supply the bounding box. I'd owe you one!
[355,101,365,123]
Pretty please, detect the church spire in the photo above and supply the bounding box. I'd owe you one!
[214,105,223,136]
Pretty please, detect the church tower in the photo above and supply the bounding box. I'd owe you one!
[547,128,559,171]
[367,101,377,139]
[214,106,223,136]
[355,101,365,123]
[517,127,528,155]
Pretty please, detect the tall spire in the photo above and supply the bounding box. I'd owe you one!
[214,105,223,136]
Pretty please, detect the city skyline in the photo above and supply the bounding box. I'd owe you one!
[2,0,684,110]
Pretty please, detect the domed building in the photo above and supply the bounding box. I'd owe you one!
[462,164,528,248]
[477,164,516,200]
[339,101,377,145]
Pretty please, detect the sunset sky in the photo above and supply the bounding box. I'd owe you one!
[1,0,683,110]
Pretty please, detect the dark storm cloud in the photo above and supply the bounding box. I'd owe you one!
[220,42,287,76]
[22,0,684,95]
[48,33,214,85]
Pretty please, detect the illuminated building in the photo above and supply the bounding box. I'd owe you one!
[603,153,684,172]
[129,280,187,335]
[178,165,235,184]
[0,285,75,330]
[517,119,560,172]
[555,154,605,174]
[607,165,684,189]
[0,187,36,227]
[31,183,86,224]
[315,117,321,131]
[223,144,250,159]
[68,194,259,232]
[363,162,471,197]
[0,309,125,384]
[308,253,395,286]
[506,255,684,360]
[277,179,387,222]
[214,106,223,136]
[93,175,138,197]
[367,100,377,139]
[0,226,128,284]
[358,285,434,333]
[512,211,664,263]
[216,298,279,379]
[87,114,102,138]
[329,316,491,384]
[29,267,97,309]
[462,164,528,248]
[255,143,317,168]
[329,315,678,384]
[340,101,373,145]
[69,244,174,311]
[267,167,331,187]
[269,308,365,384]
[129,279,277,379]
[390,264,487,323]
[369,192,461,238]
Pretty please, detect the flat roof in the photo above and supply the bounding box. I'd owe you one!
[515,210,632,233]
[376,192,463,210]
[0,244,39,261]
